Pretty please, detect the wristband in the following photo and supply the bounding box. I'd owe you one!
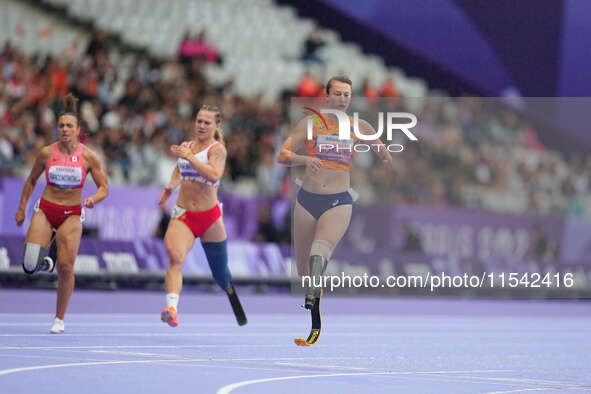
[183,151,191,158]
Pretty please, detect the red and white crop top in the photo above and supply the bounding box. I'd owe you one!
[45,142,87,189]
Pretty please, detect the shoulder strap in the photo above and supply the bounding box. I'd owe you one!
[206,141,220,158]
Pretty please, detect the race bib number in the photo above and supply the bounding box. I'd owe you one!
[315,134,354,163]
[48,166,82,188]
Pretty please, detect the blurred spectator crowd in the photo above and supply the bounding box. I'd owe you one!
[0,36,288,198]
[345,95,590,218]
[1,34,590,219]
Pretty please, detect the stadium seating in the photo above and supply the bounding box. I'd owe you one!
[36,0,425,102]
[0,0,88,57]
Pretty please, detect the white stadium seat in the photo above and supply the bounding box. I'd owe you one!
[0,0,430,103]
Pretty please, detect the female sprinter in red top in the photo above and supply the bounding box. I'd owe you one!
[278,75,392,345]
[15,93,109,334]
[158,105,247,327]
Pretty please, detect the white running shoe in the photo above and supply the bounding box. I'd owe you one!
[50,317,64,334]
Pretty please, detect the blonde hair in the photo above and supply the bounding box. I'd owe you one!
[199,105,223,142]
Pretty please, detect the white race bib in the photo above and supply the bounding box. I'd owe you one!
[315,134,354,163]
[48,166,82,188]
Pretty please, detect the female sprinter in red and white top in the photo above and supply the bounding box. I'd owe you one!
[158,105,246,327]
[15,94,109,334]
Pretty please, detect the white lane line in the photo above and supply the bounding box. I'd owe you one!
[161,362,299,373]
[0,354,108,362]
[278,366,569,388]
[87,350,170,357]
[452,375,572,386]
[2,315,586,327]
[0,345,289,350]
[0,323,284,327]
[2,332,482,337]
[0,355,583,392]
[0,357,374,377]
[482,387,591,393]
[0,313,308,318]
[0,333,298,337]
[0,359,206,376]
[0,324,494,331]
[216,370,515,394]
[273,362,370,371]
[372,374,552,389]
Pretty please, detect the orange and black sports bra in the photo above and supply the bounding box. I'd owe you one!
[304,115,361,172]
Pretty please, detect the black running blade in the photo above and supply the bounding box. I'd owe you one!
[311,297,321,330]
[227,286,247,326]
[295,298,322,346]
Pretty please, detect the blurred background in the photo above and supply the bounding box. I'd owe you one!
[1,0,590,296]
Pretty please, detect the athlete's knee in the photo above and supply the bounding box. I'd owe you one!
[165,245,186,267]
[22,243,46,274]
[56,261,74,276]
[168,252,186,267]
[309,240,335,260]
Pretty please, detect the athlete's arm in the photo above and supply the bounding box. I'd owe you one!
[167,140,188,189]
[277,117,321,172]
[158,166,180,207]
[83,148,109,208]
[358,119,392,165]
[15,146,51,226]
[171,143,226,183]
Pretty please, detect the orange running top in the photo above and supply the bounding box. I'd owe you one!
[304,114,361,171]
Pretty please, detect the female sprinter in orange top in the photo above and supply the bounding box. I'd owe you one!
[158,105,247,327]
[15,93,109,334]
[278,75,392,345]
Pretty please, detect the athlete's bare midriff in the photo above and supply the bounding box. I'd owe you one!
[42,183,84,206]
[177,180,219,212]
[302,167,350,194]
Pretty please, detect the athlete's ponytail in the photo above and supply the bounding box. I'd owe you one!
[200,104,223,143]
[59,93,80,127]
[214,128,223,142]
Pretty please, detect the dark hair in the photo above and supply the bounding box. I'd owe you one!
[326,75,353,95]
[59,93,79,126]
[199,105,223,141]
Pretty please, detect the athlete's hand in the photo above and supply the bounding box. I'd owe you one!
[305,157,322,174]
[158,186,173,207]
[84,197,95,208]
[15,208,25,226]
[171,145,190,159]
